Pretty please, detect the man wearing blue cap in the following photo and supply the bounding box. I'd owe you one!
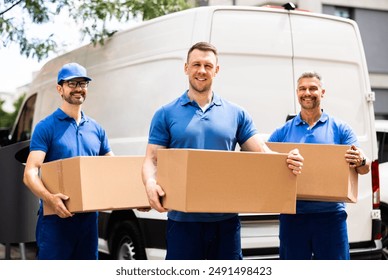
[23,62,114,260]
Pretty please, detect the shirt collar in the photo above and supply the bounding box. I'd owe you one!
[54,108,88,123]
[295,110,329,125]
[179,90,222,106]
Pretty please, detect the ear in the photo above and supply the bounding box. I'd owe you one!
[56,84,63,97]
[321,88,326,98]
[184,62,188,75]
[214,65,220,76]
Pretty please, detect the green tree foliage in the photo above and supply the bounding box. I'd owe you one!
[0,93,25,128]
[0,0,191,61]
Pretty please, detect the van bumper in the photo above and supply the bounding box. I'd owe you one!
[349,240,382,260]
[242,240,383,260]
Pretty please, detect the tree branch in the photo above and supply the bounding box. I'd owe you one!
[0,0,23,16]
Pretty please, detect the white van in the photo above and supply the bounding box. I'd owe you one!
[1,5,382,259]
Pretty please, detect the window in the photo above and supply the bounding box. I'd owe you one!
[334,6,354,19]
[10,93,36,144]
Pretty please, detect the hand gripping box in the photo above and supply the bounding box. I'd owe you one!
[156,149,297,214]
[266,142,358,203]
[40,156,150,215]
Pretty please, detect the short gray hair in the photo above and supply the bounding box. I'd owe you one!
[297,71,323,87]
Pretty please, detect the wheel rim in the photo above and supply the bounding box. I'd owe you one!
[118,238,136,260]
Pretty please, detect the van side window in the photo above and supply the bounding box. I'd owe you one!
[10,93,37,144]
[377,131,388,163]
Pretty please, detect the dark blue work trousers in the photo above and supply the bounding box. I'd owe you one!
[36,208,98,260]
[165,215,243,260]
[279,211,350,260]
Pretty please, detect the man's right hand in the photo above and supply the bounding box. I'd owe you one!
[47,193,73,218]
[145,178,168,213]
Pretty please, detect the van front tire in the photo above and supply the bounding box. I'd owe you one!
[109,220,147,260]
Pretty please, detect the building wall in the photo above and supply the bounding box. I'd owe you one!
[353,8,388,74]
[322,4,388,119]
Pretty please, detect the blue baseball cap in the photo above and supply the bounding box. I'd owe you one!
[57,62,92,84]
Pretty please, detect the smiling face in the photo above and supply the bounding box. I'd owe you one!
[57,78,88,105]
[297,76,325,111]
[184,49,219,95]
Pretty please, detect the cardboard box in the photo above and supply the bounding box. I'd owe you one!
[157,149,297,214]
[266,142,358,203]
[40,156,150,215]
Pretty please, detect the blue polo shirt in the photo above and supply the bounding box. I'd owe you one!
[149,91,258,222]
[31,108,111,161]
[268,111,358,213]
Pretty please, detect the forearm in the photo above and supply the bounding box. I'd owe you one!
[23,168,54,203]
[142,157,158,186]
[241,134,273,152]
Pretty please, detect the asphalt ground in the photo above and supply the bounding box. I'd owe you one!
[0,242,37,260]
[0,242,111,260]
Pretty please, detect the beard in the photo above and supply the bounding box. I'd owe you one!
[189,77,212,94]
[190,82,211,93]
[63,92,86,105]
[300,97,320,110]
